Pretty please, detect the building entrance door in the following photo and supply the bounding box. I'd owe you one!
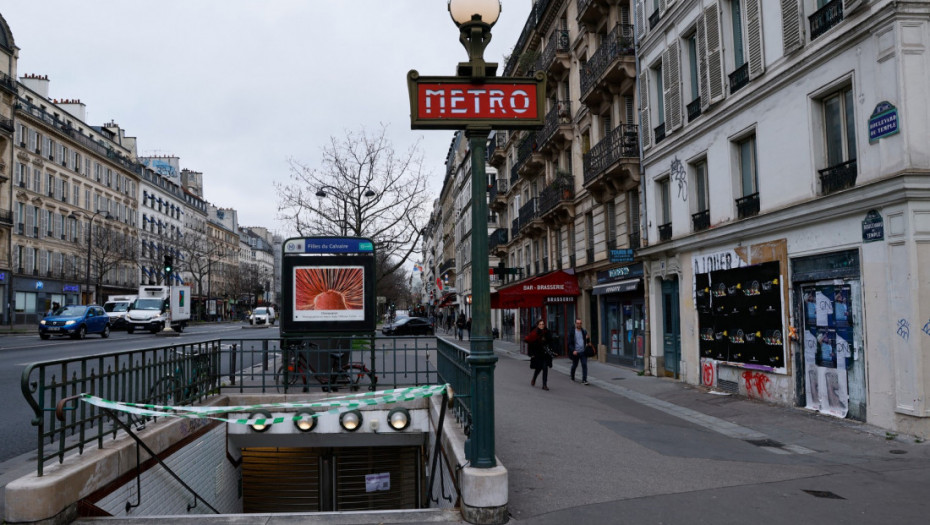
[661,278,681,377]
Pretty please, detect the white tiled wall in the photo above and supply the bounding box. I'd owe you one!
[94,425,241,516]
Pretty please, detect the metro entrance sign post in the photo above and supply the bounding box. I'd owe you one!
[408,0,543,474]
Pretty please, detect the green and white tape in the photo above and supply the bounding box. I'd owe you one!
[80,384,451,427]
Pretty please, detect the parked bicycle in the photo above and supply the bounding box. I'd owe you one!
[275,339,376,393]
[149,348,216,405]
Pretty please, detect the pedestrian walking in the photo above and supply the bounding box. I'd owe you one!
[525,319,553,390]
[466,317,472,339]
[456,312,466,340]
[570,318,595,385]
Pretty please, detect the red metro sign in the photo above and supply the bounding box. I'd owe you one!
[407,70,545,130]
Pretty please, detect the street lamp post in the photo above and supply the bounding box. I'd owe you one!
[449,0,501,470]
[315,186,377,237]
[69,209,114,304]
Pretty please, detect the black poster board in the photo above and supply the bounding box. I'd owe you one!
[697,261,784,369]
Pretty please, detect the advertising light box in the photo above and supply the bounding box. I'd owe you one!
[281,237,376,335]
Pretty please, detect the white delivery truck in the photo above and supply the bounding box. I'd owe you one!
[126,285,191,333]
[103,294,137,330]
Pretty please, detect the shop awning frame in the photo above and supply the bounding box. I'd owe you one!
[491,270,580,309]
[592,278,642,295]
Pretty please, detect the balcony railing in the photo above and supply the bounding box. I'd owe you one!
[518,197,538,229]
[516,132,536,169]
[649,10,660,30]
[577,0,595,19]
[658,223,672,241]
[541,29,570,70]
[537,174,574,215]
[809,0,843,41]
[729,63,750,94]
[654,123,666,144]
[538,100,571,151]
[692,209,710,232]
[512,218,520,240]
[489,228,509,252]
[0,71,17,94]
[585,248,595,264]
[580,24,635,97]
[583,124,639,185]
[736,192,760,219]
[0,209,12,225]
[819,159,857,194]
[687,98,702,122]
[489,178,510,202]
[629,232,641,250]
[439,258,456,275]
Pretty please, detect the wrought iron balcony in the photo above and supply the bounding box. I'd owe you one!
[512,218,520,240]
[692,209,710,232]
[580,24,635,97]
[489,228,509,252]
[687,98,702,122]
[537,100,571,152]
[649,10,660,30]
[819,159,857,194]
[0,209,12,225]
[729,63,750,94]
[585,248,595,264]
[0,116,13,134]
[658,223,672,242]
[518,197,538,229]
[541,29,571,72]
[583,124,639,185]
[809,0,843,41]
[736,192,760,219]
[654,123,666,144]
[514,132,536,175]
[537,173,574,216]
[576,0,595,20]
[0,71,17,95]
[629,232,641,250]
[439,258,456,275]
[489,178,510,204]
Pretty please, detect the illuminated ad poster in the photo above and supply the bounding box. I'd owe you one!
[293,266,365,321]
[280,237,376,334]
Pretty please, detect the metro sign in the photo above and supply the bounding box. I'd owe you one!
[407,70,545,130]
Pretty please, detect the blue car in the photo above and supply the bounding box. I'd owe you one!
[39,305,111,340]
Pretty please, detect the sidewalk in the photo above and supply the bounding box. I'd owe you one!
[448,332,930,524]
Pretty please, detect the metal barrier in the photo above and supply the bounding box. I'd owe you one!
[22,335,452,475]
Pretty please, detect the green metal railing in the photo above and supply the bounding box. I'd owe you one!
[23,335,458,475]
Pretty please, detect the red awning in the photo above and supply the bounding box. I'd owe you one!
[437,293,457,307]
[490,270,580,309]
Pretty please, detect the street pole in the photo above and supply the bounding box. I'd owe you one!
[466,127,496,468]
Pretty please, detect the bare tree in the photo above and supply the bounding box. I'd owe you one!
[276,124,431,286]
[177,228,231,319]
[89,225,137,302]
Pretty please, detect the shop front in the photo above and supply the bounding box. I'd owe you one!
[491,270,580,355]
[592,263,645,369]
[13,278,81,324]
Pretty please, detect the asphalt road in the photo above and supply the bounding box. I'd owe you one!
[0,322,253,463]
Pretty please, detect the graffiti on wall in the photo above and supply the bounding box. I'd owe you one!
[923,320,930,337]
[741,370,771,399]
[897,319,910,341]
[701,359,716,388]
[671,157,687,200]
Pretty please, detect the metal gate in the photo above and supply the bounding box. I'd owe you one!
[242,446,422,513]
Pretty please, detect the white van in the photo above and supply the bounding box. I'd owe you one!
[103,295,136,330]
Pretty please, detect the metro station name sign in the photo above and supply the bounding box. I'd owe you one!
[407,70,545,130]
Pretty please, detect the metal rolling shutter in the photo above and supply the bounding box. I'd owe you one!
[334,447,421,511]
[241,448,322,513]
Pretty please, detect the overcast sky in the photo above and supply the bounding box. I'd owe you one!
[1,0,533,233]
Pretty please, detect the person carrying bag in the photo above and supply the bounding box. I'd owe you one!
[525,319,553,391]
[570,318,593,385]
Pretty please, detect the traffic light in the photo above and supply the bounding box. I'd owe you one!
[163,254,173,274]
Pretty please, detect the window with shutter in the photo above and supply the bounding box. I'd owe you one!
[696,11,710,110]
[666,40,683,131]
[635,0,647,39]
[745,0,765,79]
[704,3,726,105]
[640,65,652,149]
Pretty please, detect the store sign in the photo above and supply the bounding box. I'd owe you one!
[0,272,5,282]
[692,249,746,275]
[35,281,44,290]
[407,71,545,130]
[868,101,899,142]
[63,284,80,292]
[596,263,644,285]
[609,249,635,263]
[545,296,575,303]
[862,210,884,242]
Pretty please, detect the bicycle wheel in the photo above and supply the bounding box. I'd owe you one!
[149,376,183,407]
[275,362,301,393]
[344,364,377,392]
